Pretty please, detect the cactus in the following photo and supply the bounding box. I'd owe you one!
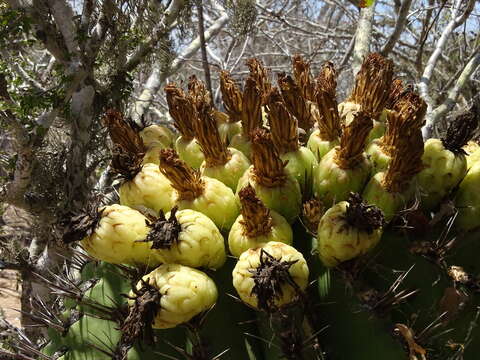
[34,55,480,360]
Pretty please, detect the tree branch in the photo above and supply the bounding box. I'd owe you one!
[352,5,374,76]
[419,0,475,138]
[131,8,229,121]
[425,51,480,132]
[380,0,413,56]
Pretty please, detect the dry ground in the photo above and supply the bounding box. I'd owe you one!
[0,270,21,327]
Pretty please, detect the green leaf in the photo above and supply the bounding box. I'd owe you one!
[359,0,375,7]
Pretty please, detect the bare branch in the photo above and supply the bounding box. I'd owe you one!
[380,0,413,56]
[352,5,374,76]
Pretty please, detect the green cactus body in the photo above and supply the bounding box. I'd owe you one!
[455,162,480,231]
[119,163,174,214]
[417,138,467,210]
[200,148,250,191]
[228,210,293,257]
[362,172,413,222]
[218,121,242,145]
[230,133,252,160]
[366,139,391,174]
[81,205,161,267]
[280,147,317,192]
[236,166,302,224]
[153,209,226,269]
[131,264,218,329]
[176,136,204,169]
[176,176,239,232]
[317,201,383,267]
[307,129,339,161]
[313,147,371,207]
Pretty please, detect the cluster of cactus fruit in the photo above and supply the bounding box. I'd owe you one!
[43,53,480,360]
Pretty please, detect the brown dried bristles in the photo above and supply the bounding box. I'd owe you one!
[103,109,146,180]
[334,111,373,169]
[62,204,103,244]
[246,58,272,105]
[383,130,424,193]
[249,249,300,312]
[302,199,323,234]
[241,76,263,138]
[266,88,299,154]
[345,193,384,233]
[251,128,288,188]
[381,95,426,157]
[164,84,196,140]
[159,149,205,201]
[292,54,315,101]
[187,74,212,109]
[315,62,341,141]
[194,97,231,167]
[239,185,273,238]
[220,70,243,123]
[441,103,479,154]
[277,72,316,132]
[144,207,182,249]
[118,280,160,357]
[386,79,413,109]
[349,53,394,118]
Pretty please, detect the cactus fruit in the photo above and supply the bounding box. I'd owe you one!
[140,124,176,164]
[454,161,480,231]
[164,83,205,169]
[232,242,309,311]
[128,264,218,329]
[236,128,302,223]
[266,87,317,191]
[307,61,341,160]
[145,207,226,269]
[219,70,244,143]
[118,163,174,214]
[367,92,427,173]
[228,185,293,257]
[190,77,250,191]
[316,193,384,267]
[417,107,478,210]
[66,204,161,267]
[313,111,373,206]
[464,140,480,169]
[363,131,424,222]
[159,148,239,231]
[230,59,270,158]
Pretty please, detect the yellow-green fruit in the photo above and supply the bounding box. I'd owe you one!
[131,264,218,329]
[317,201,383,267]
[280,147,317,192]
[228,210,293,257]
[119,163,174,214]
[230,133,252,160]
[313,147,371,207]
[175,137,204,169]
[366,120,386,144]
[140,125,176,164]
[218,121,242,144]
[466,146,480,170]
[366,139,391,174]
[200,148,250,191]
[232,242,309,310]
[153,209,226,269]
[176,177,239,232]
[416,139,467,210]
[455,162,480,231]
[362,172,413,222]
[81,205,161,266]
[236,167,302,224]
[306,129,339,161]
